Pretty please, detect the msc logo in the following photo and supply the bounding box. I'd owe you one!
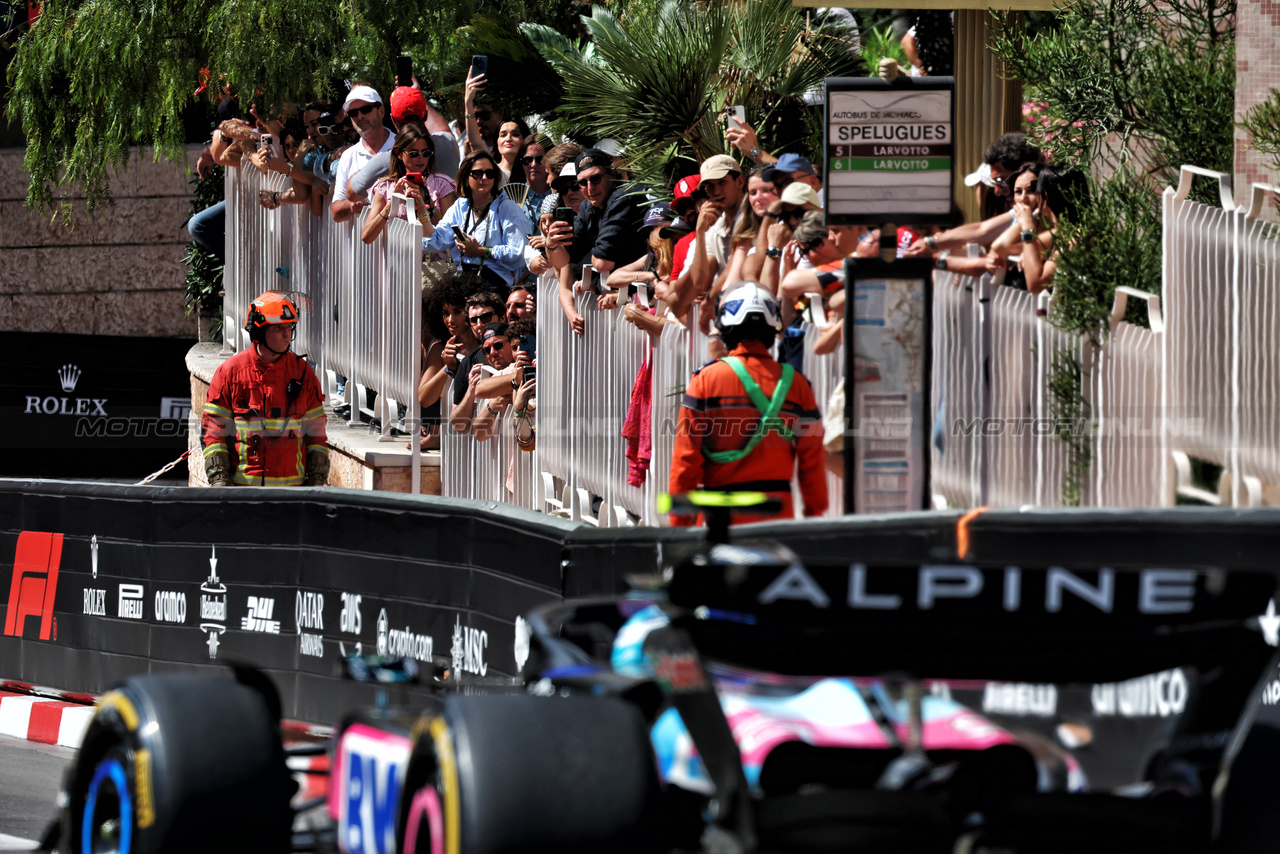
[4,532,64,640]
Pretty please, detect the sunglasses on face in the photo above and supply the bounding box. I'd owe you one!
[482,340,507,354]
[349,104,379,117]
[404,148,432,160]
[781,207,804,221]
[470,311,496,325]
[469,168,499,180]
[577,174,605,189]
[474,110,493,121]
[800,238,824,254]
[521,154,544,166]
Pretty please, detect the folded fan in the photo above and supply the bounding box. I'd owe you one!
[502,183,530,207]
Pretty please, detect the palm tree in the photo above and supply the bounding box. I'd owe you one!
[521,0,861,195]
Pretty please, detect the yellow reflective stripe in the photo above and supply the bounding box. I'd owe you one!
[306,445,329,455]
[303,406,325,420]
[231,472,304,486]
[203,443,228,458]
[203,402,231,417]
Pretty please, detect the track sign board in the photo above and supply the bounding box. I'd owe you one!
[824,76,955,226]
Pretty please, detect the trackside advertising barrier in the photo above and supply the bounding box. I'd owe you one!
[7,479,1280,800]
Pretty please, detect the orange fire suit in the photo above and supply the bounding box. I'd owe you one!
[670,340,828,524]
[202,349,327,486]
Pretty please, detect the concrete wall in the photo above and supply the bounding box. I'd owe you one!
[0,144,202,338]
[1234,0,1280,202]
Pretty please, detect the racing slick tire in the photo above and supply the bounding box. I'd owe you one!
[61,673,294,854]
[399,692,664,854]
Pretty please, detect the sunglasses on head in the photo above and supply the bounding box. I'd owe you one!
[469,168,499,180]
[470,310,496,325]
[521,154,543,166]
[349,103,379,117]
[482,339,507,354]
[316,124,342,135]
[474,110,493,121]
[404,148,432,159]
[577,174,605,189]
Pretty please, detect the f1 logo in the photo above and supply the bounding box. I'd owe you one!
[4,532,64,640]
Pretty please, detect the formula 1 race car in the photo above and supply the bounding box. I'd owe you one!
[40,497,1280,853]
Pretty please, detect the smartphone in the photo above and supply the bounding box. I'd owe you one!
[519,334,536,362]
[406,172,425,186]
[554,206,575,227]
[396,55,413,88]
[728,105,746,129]
[470,55,488,82]
[451,225,468,243]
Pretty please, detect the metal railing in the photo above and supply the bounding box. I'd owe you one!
[222,165,423,491]
[1164,167,1280,506]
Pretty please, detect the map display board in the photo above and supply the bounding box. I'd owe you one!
[841,256,933,514]
[823,76,955,226]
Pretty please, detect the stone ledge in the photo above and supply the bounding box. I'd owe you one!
[186,342,439,494]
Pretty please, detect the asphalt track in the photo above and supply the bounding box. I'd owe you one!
[0,735,70,849]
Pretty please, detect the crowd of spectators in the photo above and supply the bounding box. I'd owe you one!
[195,72,1087,508]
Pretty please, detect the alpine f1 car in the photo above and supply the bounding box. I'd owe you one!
[40,497,1280,853]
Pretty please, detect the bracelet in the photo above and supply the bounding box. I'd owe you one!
[925,235,938,251]
[380,207,391,220]
[485,401,501,415]
[464,113,477,119]
[272,191,281,205]
[762,210,781,219]
[287,163,295,177]
[445,366,456,377]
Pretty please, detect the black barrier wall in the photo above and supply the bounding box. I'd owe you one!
[6,479,1280,813]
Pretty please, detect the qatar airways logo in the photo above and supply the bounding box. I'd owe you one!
[758,565,1200,615]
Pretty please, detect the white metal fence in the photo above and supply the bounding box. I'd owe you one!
[1164,167,1280,506]
[221,160,1280,513]
[222,165,423,491]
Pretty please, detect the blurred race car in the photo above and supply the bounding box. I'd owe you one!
[41,497,1280,853]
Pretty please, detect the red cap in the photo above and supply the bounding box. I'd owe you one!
[390,87,427,123]
[671,174,703,215]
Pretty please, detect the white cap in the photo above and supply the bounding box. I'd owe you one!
[780,182,822,209]
[342,85,383,112]
[964,162,994,188]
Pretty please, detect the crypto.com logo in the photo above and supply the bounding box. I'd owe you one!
[4,532,64,640]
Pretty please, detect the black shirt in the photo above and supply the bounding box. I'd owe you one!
[569,182,649,268]
[451,347,488,407]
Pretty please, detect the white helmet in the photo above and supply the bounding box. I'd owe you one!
[716,281,782,333]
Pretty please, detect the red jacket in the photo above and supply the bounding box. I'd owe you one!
[670,341,828,524]
[202,348,327,486]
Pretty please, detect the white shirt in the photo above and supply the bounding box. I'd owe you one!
[705,213,731,269]
[332,131,396,203]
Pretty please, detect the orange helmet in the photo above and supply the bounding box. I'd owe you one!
[245,291,300,334]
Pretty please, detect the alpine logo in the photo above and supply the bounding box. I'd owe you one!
[200,546,227,658]
[4,532,63,640]
[154,591,187,624]
[757,564,1200,615]
[117,584,145,620]
[450,616,487,677]
[241,597,281,633]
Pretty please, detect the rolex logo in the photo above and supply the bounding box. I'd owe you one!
[58,364,82,393]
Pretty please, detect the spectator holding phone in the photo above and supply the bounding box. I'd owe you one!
[331,85,395,223]
[462,62,507,158]
[422,150,533,290]
[350,86,462,207]
[361,123,458,243]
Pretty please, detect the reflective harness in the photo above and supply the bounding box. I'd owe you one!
[702,356,796,464]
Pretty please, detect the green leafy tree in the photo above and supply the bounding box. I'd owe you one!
[521,0,861,194]
[4,0,472,215]
[1241,91,1280,177]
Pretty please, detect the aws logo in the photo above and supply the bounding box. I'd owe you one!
[3,532,64,641]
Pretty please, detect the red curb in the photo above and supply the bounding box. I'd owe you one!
[28,700,74,744]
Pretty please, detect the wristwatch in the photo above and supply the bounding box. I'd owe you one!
[762,210,781,220]
[511,377,519,389]
[1021,229,1036,243]
[766,246,783,258]
[935,250,950,271]
[749,147,762,160]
